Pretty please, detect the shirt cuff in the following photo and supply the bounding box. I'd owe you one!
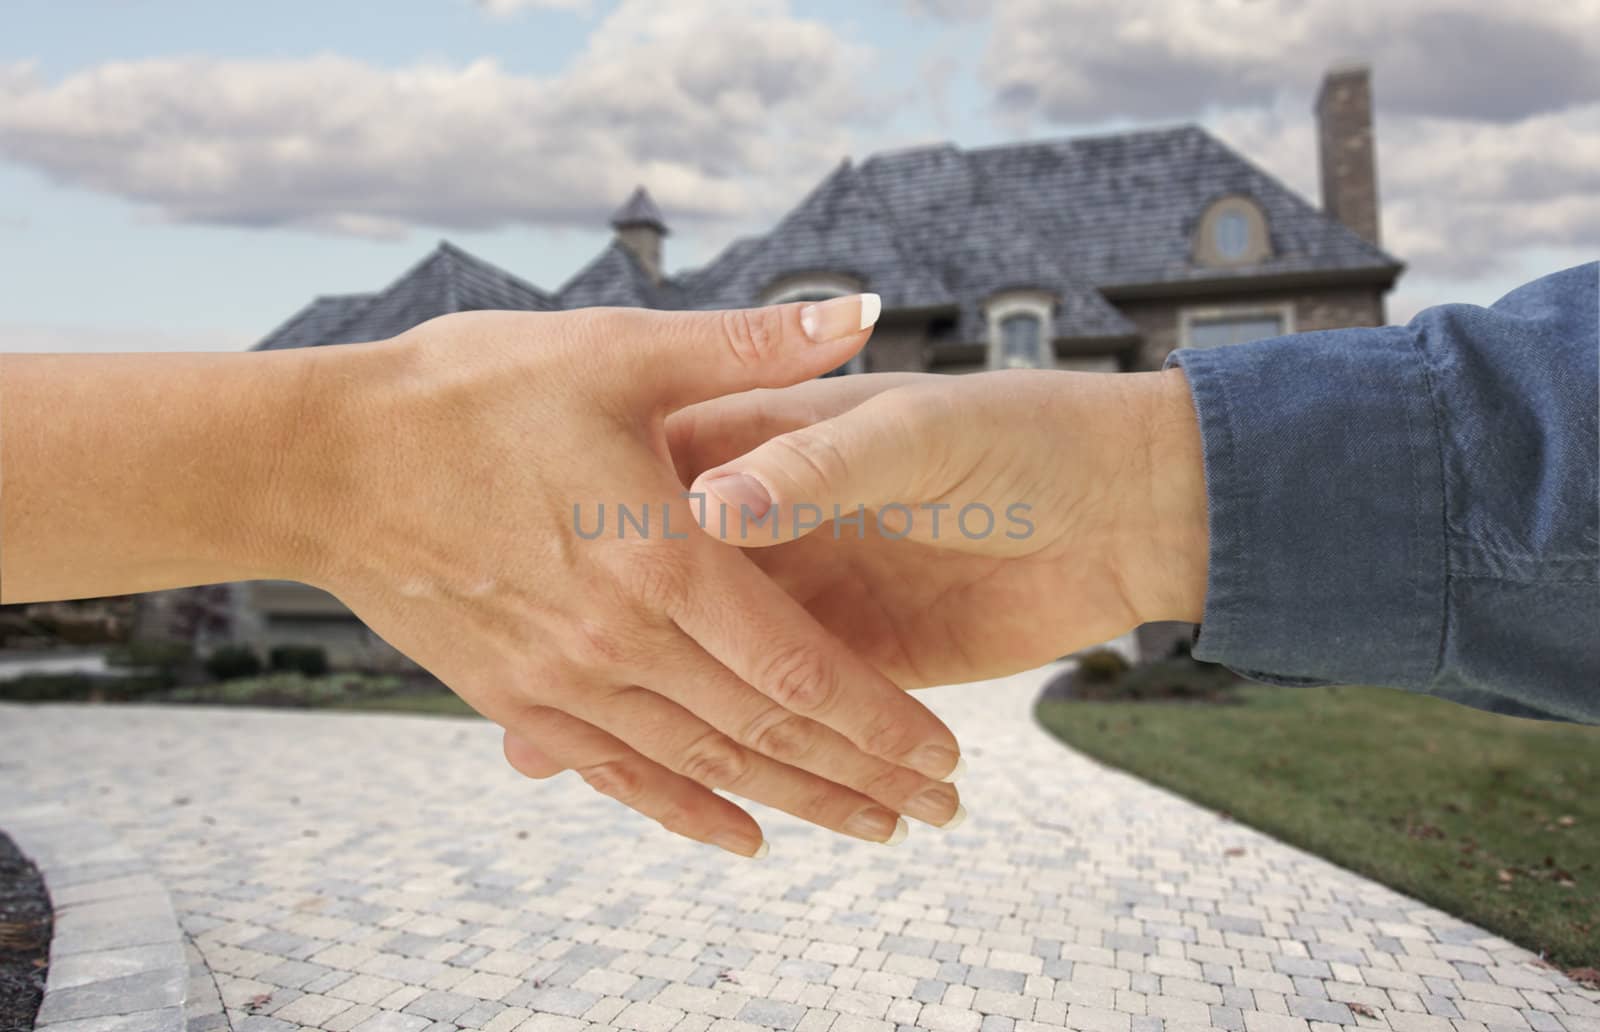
[1165,326,1448,688]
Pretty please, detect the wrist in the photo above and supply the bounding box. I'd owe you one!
[251,340,399,592]
[1120,368,1209,624]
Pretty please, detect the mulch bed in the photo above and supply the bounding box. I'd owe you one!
[0,831,49,1032]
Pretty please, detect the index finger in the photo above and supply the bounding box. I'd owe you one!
[675,536,966,783]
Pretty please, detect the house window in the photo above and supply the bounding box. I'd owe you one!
[1181,304,1293,349]
[1193,196,1271,267]
[1213,211,1250,260]
[984,290,1056,370]
[1000,314,1044,367]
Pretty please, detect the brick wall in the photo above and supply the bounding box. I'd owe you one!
[1118,285,1388,369]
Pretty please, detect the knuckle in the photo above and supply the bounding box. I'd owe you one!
[678,732,750,788]
[577,759,644,804]
[742,708,815,765]
[768,427,849,490]
[651,801,695,837]
[567,617,632,671]
[759,643,838,714]
[860,714,914,760]
[619,542,691,611]
[720,308,780,369]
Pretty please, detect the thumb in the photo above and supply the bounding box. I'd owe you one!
[620,294,881,411]
[689,388,924,547]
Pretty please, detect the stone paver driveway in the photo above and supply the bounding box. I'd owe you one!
[2,666,1596,1032]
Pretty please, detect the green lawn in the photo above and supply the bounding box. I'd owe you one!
[335,692,480,717]
[1036,684,1600,969]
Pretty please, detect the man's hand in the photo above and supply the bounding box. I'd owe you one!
[282,298,965,856]
[505,368,1208,779]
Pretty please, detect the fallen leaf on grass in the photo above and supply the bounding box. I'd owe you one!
[1497,869,1515,883]
[1557,815,1576,827]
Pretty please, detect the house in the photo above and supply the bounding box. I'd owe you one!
[139,64,1401,668]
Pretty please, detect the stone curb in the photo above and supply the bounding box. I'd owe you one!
[0,797,186,1032]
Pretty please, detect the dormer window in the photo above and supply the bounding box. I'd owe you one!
[1213,210,1250,260]
[984,290,1056,370]
[1000,314,1044,367]
[1194,196,1271,267]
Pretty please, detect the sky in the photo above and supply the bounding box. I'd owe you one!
[2,0,1596,352]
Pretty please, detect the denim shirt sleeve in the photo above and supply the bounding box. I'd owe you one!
[1164,262,1600,724]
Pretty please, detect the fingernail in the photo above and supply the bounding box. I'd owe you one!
[702,473,771,522]
[843,807,901,842]
[907,745,963,782]
[940,803,968,831]
[940,756,967,784]
[752,840,770,860]
[712,832,767,859]
[799,293,881,343]
[903,787,962,828]
[885,816,908,846]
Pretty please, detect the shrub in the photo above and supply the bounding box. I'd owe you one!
[1076,648,1132,684]
[0,673,170,702]
[268,645,329,678]
[204,645,262,681]
[107,638,192,671]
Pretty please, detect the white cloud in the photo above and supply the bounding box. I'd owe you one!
[0,0,879,239]
[964,0,1600,124]
[910,0,1600,300]
[1208,94,1600,281]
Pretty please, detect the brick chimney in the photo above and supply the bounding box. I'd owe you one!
[610,186,669,284]
[1315,63,1381,247]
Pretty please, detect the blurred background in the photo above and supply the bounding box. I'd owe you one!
[1,0,1596,969]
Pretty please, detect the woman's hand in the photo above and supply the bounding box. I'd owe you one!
[252,300,966,855]
[504,369,1207,784]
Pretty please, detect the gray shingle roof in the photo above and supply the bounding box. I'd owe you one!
[964,125,1398,288]
[688,160,954,313]
[258,125,1399,351]
[557,239,686,310]
[256,293,376,351]
[252,241,553,350]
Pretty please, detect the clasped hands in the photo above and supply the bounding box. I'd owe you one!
[279,294,1207,857]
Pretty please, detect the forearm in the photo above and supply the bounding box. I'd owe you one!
[0,348,333,603]
[1166,262,1599,722]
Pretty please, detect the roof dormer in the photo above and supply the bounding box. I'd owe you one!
[1193,195,1272,267]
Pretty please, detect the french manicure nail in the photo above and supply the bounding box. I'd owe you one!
[799,293,881,344]
[940,803,968,831]
[843,807,900,842]
[703,473,771,521]
[884,817,908,846]
[908,744,963,782]
[940,756,967,784]
[751,840,770,860]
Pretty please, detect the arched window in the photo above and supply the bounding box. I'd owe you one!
[1194,196,1271,267]
[1213,210,1250,260]
[984,290,1056,370]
